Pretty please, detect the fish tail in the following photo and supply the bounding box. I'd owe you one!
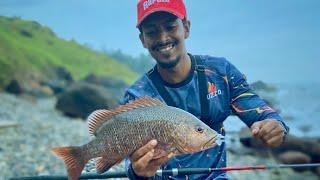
[51,146,88,180]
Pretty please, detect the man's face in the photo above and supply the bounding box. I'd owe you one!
[139,12,190,69]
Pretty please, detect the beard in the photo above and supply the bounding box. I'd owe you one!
[156,55,181,69]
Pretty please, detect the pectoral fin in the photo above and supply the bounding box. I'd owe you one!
[95,156,122,174]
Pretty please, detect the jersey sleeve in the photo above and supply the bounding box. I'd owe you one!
[227,61,289,132]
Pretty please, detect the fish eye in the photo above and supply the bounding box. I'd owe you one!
[196,126,204,133]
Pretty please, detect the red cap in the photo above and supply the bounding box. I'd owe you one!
[137,0,187,27]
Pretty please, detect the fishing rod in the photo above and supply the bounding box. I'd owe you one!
[9,163,320,180]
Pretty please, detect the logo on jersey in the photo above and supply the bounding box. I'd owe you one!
[207,82,222,100]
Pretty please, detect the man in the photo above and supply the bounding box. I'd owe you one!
[121,0,289,179]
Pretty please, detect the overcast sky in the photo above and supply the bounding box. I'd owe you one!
[0,0,319,84]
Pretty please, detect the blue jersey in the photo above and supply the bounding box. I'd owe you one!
[121,55,288,180]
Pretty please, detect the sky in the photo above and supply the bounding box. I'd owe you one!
[0,0,319,84]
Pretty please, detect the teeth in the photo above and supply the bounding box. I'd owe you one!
[157,44,173,52]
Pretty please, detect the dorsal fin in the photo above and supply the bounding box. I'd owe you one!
[87,96,164,136]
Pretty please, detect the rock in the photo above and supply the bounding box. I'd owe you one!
[38,67,73,95]
[82,74,101,84]
[24,80,54,98]
[55,67,73,83]
[5,79,24,95]
[41,80,67,94]
[274,136,320,163]
[29,86,54,98]
[0,121,19,129]
[55,82,118,119]
[278,151,311,171]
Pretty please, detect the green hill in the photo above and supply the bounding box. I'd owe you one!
[0,16,137,88]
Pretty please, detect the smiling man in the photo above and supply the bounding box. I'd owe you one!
[139,11,189,71]
[120,0,289,179]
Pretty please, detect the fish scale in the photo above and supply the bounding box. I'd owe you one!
[51,97,220,180]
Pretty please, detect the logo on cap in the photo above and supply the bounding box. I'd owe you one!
[143,0,170,10]
[137,0,187,27]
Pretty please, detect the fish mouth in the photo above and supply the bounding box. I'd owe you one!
[202,137,217,150]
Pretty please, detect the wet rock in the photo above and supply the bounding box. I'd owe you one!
[274,136,320,163]
[55,82,118,119]
[278,151,311,171]
[5,79,24,95]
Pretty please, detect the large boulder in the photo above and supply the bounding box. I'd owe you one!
[55,82,118,119]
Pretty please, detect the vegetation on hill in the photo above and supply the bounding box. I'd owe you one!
[107,49,155,75]
[0,16,137,88]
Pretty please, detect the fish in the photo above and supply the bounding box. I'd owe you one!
[51,97,220,180]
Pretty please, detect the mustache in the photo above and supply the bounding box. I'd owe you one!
[151,40,176,51]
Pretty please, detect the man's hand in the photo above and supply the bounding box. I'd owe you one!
[251,119,286,147]
[130,139,174,177]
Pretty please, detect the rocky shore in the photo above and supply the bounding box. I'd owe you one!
[0,92,318,180]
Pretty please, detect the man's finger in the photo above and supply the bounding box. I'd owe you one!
[266,134,283,147]
[134,152,174,177]
[263,126,283,141]
[259,121,277,136]
[149,152,173,168]
[131,139,157,162]
[251,121,263,137]
[134,149,155,169]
